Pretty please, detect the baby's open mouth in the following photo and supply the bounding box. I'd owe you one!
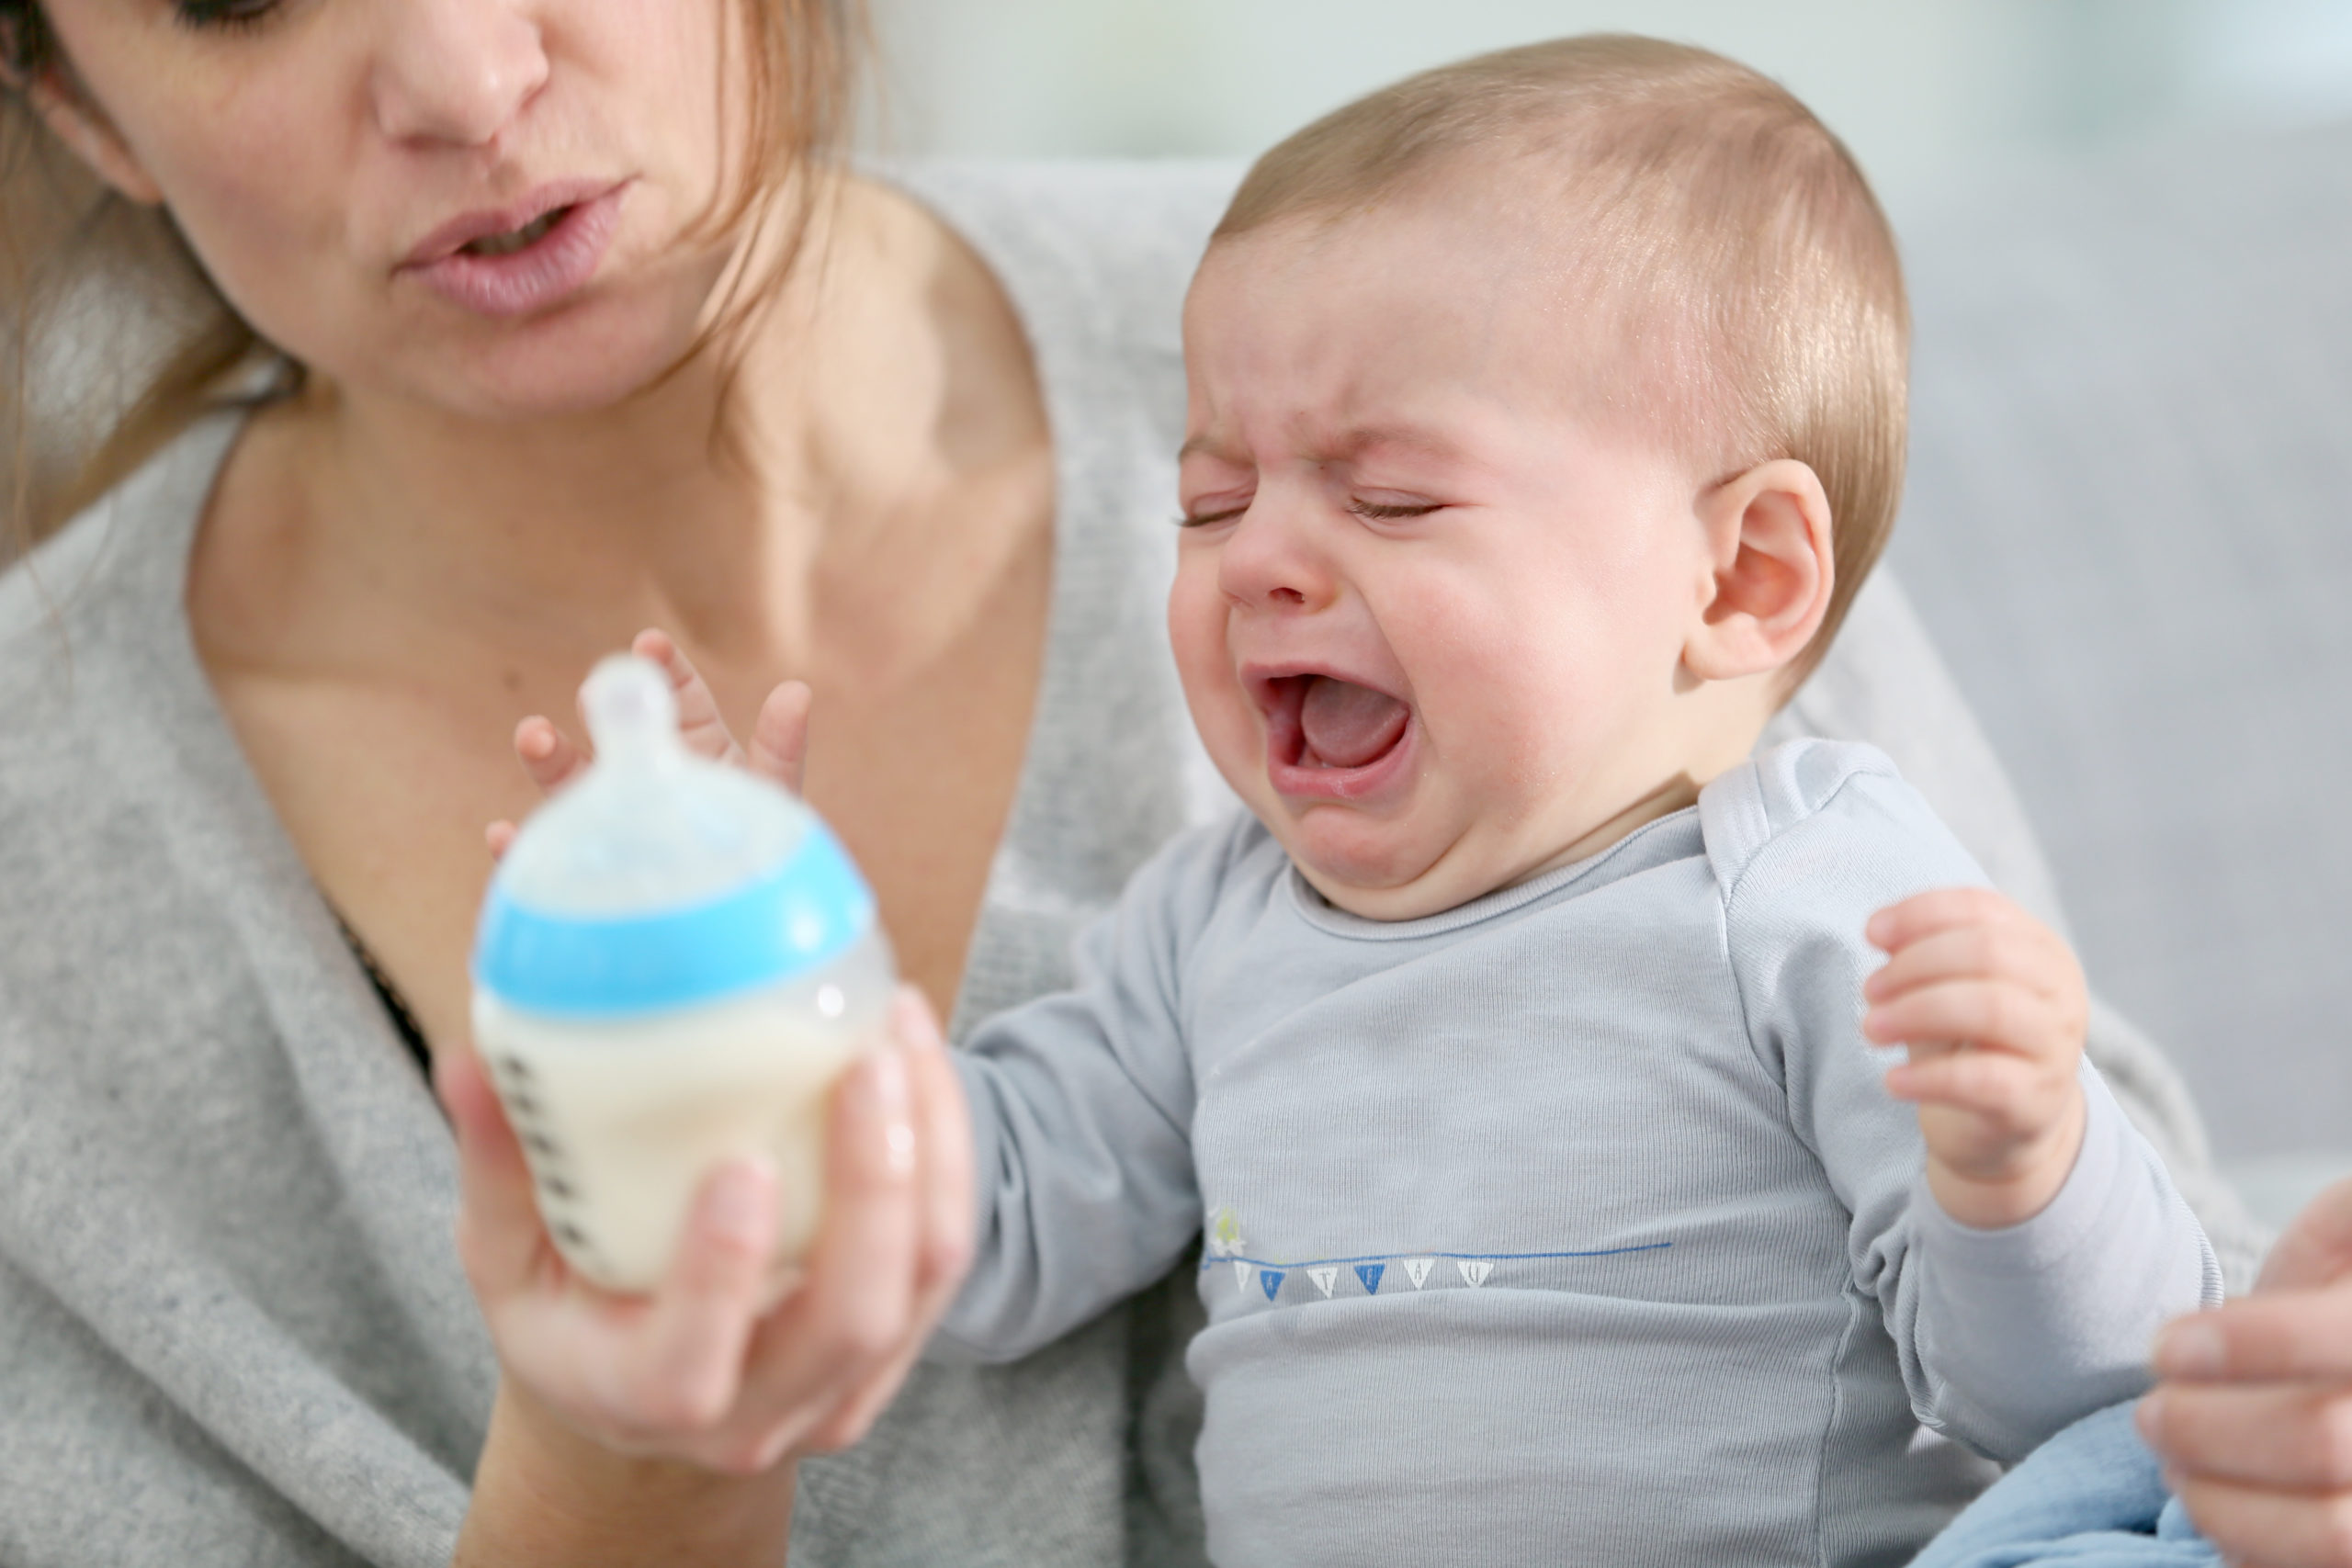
[1266,673,1410,773]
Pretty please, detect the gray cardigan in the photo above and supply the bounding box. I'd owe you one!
[0,161,2260,1568]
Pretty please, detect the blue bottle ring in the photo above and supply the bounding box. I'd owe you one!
[472,821,876,1020]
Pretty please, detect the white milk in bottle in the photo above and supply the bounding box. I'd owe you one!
[470,654,894,1293]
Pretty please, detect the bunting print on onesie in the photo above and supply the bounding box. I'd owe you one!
[1200,1202,1672,1310]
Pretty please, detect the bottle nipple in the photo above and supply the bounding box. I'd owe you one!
[581,654,682,771]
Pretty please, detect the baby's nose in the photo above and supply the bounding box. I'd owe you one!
[1216,502,1337,613]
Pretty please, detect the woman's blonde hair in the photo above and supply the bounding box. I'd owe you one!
[0,0,865,566]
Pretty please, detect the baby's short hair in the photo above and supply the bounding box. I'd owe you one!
[1213,35,1907,682]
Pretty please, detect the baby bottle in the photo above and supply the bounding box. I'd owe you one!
[469,653,894,1294]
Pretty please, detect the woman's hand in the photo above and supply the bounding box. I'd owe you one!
[1862,887,2090,1229]
[455,627,973,1503]
[2138,1178,2352,1568]
[440,989,974,1475]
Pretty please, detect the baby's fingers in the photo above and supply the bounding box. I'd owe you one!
[1863,977,2070,1061]
[633,628,745,767]
[749,681,813,795]
[514,715,592,796]
[1863,920,2079,1010]
[1866,887,2023,953]
[1883,1046,2052,1118]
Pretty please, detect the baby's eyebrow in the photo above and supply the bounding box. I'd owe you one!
[1325,423,1463,463]
[1177,421,1476,468]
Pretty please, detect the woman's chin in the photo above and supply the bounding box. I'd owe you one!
[373,271,720,423]
[440,321,701,422]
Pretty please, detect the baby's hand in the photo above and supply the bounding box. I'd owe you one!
[1862,888,2089,1230]
[486,628,812,856]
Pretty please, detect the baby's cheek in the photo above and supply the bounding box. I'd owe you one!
[1165,571,1254,769]
[1443,649,1617,798]
[1164,561,1227,691]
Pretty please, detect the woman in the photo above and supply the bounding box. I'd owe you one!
[0,2,2266,1563]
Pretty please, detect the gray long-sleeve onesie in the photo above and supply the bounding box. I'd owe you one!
[939,739,2222,1568]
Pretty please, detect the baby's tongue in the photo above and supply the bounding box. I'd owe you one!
[1297,676,1408,769]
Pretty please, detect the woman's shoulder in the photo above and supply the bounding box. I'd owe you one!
[0,414,240,889]
[0,414,237,702]
[877,157,1240,359]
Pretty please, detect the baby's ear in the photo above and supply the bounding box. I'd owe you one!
[1682,458,1836,683]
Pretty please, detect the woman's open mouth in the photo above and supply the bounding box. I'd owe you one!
[402,181,630,320]
[1260,672,1417,801]
[460,208,569,257]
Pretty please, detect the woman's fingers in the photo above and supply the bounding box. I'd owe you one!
[735,1036,924,1436]
[750,681,814,795]
[2261,1179,2352,1294]
[2137,1214,2352,1568]
[2142,1382,2352,1491]
[2167,1470,2352,1568]
[605,1158,782,1447]
[437,1046,548,1302]
[905,998,977,1296]
[801,998,976,1453]
[633,628,747,767]
[2156,1290,2352,1383]
[452,1029,955,1476]
[2129,1231,2352,1568]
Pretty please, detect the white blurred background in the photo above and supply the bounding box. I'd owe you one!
[865,0,2352,213]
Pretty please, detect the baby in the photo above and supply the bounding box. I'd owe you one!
[504,34,2221,1568]
[921,36,2221,1568]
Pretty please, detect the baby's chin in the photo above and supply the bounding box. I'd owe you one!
[1279,819,1488,923]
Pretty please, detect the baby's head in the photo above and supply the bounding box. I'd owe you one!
[1170,34,1906,920]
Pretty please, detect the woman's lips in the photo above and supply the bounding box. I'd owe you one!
[401,181,628,320]
[1261,673,1416,802]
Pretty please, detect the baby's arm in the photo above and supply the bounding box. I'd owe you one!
[1862,888,2088,1229]
[493,631,1216,1366]
[932,826,1239,1364]
[1722,743,2219,1462]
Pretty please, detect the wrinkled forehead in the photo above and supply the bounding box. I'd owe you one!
[1183,165,1702,457]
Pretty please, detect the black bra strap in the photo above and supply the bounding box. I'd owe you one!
[334,915,434,1081]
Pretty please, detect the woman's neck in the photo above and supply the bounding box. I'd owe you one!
[209,175,1021,685]
[187,173,1056,1034]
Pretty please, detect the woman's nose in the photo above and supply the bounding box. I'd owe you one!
[368,0,550,149]
[1216,499,1335,613]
